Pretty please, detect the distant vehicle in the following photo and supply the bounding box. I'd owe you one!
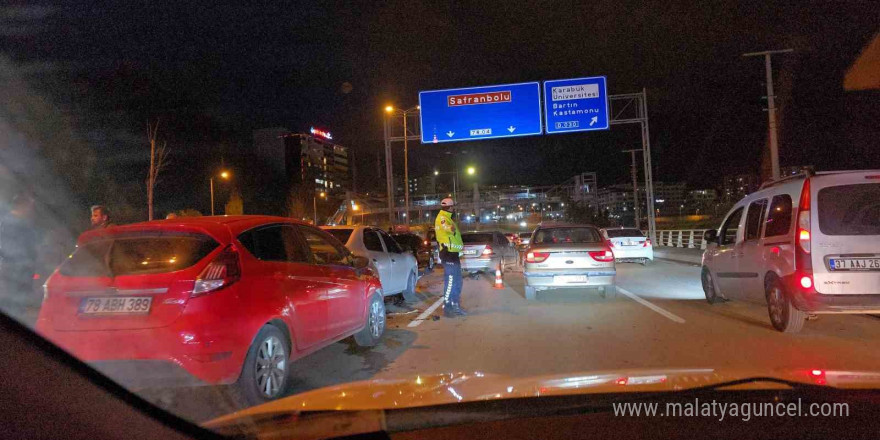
[391,232,435,271]
[523,224,616,300]
[460,231,518,276]
[323,226,419,300]
[518,232,532,245]
[600,227,653,265]
[702,170,880,333]
[426,227,441,265]
[36,216,385,405]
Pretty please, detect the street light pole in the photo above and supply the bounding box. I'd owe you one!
[210,170,231,217]
[210,177,215,216]
[453,173,457,207]
[403,113,409,225]
[743,48,793,181]
[313,191,325,225]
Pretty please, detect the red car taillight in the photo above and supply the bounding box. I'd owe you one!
[482,246,494,256]
[643,239,652,248]
[795,178,813,290]
[525,251,549,263]
[589,249,614,262]
[192,245,241,297]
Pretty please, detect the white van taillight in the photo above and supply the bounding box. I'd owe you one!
[795,178,813,289]
[482,246,494,256]
[643,239,652,248]
[192,245,241,297]
[796,178,811,254]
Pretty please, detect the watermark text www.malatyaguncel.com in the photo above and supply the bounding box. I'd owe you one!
[613,399,849,421]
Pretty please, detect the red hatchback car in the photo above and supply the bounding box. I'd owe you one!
[36,216,385,404]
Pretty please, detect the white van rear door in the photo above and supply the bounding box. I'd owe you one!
[812,173,880,294]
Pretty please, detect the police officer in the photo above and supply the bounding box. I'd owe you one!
[434,198,466,317]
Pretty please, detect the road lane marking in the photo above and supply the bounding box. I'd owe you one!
[407,297,445,328]
[616,286,686,324]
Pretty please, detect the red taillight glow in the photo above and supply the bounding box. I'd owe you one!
[607,240,615,248]
[589,250,614,262]
[525,251,549,263]
[795,179,813,287]
[799,229,810,243]
[810,369,823,377]
[615,377,628,386]
[482,246,494,256]
[643,239,652,248]
[32,273,40,280]
[192,245,241,297]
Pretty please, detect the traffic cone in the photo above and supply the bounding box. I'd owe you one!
[493,268,504,289]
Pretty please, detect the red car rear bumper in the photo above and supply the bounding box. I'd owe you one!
[36,293,257,386]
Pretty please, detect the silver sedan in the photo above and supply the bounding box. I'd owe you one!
[459,231,518,276]
[523,224,616,300]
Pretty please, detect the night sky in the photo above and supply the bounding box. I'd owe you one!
[2,1,878,218]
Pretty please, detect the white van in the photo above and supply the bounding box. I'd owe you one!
[701,170,880,333]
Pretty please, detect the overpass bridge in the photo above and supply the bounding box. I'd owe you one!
[328,173,599,229]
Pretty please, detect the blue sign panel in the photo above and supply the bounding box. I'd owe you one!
[419,82,542,144]
[543,76,609,134]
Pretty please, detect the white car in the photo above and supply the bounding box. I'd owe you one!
[323,226,419,300]
[600,227,653,265]
[702,170,880,333]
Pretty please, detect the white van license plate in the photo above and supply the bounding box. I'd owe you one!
[829,258,880,271]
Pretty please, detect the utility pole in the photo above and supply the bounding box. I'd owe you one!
[383,114,394,224]
[403,113,410,225]
[622,149,641,228]
[743,48,793,181]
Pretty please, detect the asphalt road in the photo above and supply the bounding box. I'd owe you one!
[139,258,880,423]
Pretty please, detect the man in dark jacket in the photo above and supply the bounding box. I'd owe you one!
[90,205,114,229]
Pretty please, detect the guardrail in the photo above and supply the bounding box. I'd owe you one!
[656,229,710,250]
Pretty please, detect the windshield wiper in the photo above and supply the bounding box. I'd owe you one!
[677,376,829,393]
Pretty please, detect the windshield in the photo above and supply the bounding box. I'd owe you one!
[1,3,878,438]
[60,235,218,277]
[462,233,493,244]
[817,183,880,236]
[605,229,644,238]
[533,227,601,244]
[325,229,354,245]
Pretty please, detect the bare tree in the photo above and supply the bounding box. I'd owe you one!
[146,120,170,220]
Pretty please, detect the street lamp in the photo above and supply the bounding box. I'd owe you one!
[210,170,231,216]
[467,166,476,175]
[386,104,420,225]
[433,169,460,206]
[313,191,326,225]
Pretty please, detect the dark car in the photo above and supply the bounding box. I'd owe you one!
[391,232,435,271]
